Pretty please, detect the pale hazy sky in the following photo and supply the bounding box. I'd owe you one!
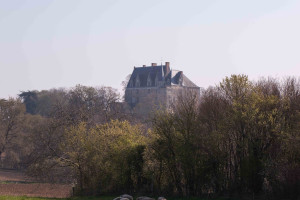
[1,0,300,98]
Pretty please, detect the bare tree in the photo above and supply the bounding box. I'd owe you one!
[0,98,25,167]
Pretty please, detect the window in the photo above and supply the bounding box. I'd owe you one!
[148,89,151,94]
[179,76,183,85]
[136,90,139,94]
[136,79,140,87]
[136,75,140,87]
[147,77,152,87]
[167,79,171,85]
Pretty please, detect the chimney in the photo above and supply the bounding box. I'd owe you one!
[151,63,157,66]
[165,62,170,74]
[165,62,170,68]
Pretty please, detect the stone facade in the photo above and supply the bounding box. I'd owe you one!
[125,62,200,117]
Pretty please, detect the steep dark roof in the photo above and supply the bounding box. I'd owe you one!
[165,70,181,85]
[164,70,198,87]
[128,65,166,87]
[127,64,199,88]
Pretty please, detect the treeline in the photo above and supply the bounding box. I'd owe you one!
[0,85,128,174]
[148,75,300,199]
[0,75,299,199]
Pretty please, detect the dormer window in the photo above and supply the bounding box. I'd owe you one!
[155,75,158,87]
[147,75,152,87]
[179,76,183,86]
[136,76,140,87]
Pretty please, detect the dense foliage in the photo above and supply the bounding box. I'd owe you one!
[0,76,299,199]
[147,75,300,199]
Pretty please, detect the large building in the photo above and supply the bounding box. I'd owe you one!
[125,62,200,116]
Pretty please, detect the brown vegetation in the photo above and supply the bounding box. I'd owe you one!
[0,169,72,198]
[0,183,72,198]
[0,169,29,182]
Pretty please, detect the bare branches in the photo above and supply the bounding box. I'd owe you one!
[0,98,25,166]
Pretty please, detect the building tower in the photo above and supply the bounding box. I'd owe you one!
[125,62,200,117]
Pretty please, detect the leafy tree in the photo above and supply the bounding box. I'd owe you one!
[59,120,146,194]
[19,91,38,114]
